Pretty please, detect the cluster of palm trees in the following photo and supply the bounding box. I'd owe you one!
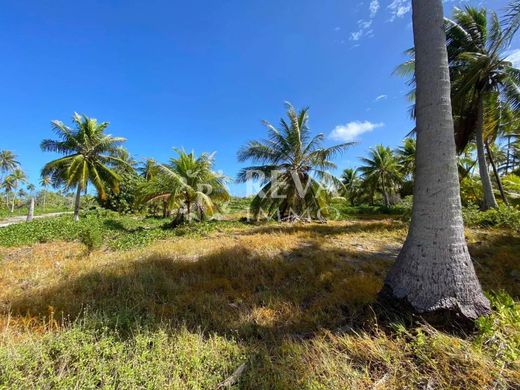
[341,142,414,208]
[0,150,28,212]
[398,5,520,210]
[40,113,230,223]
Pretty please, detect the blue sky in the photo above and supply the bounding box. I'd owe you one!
[0,0,517,195]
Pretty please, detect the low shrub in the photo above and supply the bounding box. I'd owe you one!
[463,205,520,231]
[79,226,103,252]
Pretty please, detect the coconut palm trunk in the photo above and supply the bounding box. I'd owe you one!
[381,0,490,321]
[74,183,82,222]
[27,198,34,222]
[486,142,509,206]
[475,100,498,210]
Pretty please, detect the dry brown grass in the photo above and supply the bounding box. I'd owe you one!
[0,218,519,388]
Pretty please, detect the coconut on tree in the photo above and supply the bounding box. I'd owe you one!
[139,149,230,224]
[40,113,128,221]
[237,103,353,221]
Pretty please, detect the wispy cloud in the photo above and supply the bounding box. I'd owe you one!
[388,0,411,22]
[369,0,380,18]
[350,0,379,41]
[375,94,388,101]
[329,121,384,142]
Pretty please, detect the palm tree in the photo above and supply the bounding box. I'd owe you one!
[381,0,490,322]
[40,113,127,221]
[237,103,352,221]
[139,150,230,224]
[139,158,159,181]
[396,6,520,210]
[341,168,361,206]
[446,7,520,210]
[396,138,416,179]
[4,169,27,212]
[358,145,402,207]
[39,175,52,210]
[0,150,20,208]
[0,150,19,175]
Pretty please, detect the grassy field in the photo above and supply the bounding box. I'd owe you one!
[0,207,519,388]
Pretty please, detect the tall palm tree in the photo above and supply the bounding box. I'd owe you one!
[358,145,402,207]
[396,6,520,210]
[447,6,520,210]
[382,0,490,322]
[139,150,230,224]
[39,175,52,210]
[0,150,19,175]
[0,150,20,208]
[341,168,361,206]
[396,138,416,179]
[40,113,127,221]
[237,103,352,220]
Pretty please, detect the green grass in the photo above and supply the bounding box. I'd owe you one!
[0,210,245,250]
[0,294,518,389]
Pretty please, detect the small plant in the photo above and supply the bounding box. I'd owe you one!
[79,226,103,253]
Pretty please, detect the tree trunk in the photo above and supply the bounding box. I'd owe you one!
[505,135,511,174]
[380,0,490,322]
[27,198,34,222]
[381,176,390,207]
[43,191,47,211]
[74,184,81,222]
[486,142,509,207]
[475,100,498,210]
[10,193,15,212]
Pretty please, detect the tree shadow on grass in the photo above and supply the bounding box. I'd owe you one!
[6,243,388,339]
[3,227,519,387]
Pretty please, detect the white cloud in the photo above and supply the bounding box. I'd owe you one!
[350,0,380,42]
[375,94,388,101]
[329,121,384,142]
[369,0,380,18]
[388,0,411,22]
[506,48,520,68]
[334,26,341,31]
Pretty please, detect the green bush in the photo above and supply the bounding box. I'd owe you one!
[79,226,103,252]
[463,205,520,231]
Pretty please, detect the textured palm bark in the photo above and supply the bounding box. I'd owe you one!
[74,183,81,222]
[26,197,34,222]
[486,142,509,206]
[475,101,498,210]
[382,0,490,321]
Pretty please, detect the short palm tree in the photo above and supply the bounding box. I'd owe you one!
[4,168,27,212]
[396,138,416,179]
[359,145,402,207]
[341,168,361,206]
[40,113,128,221]
[237,103,353,221]
[139,150,230,224]
[139,158,160,181]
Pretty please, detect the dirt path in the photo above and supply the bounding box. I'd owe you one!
[0,212,72,228]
